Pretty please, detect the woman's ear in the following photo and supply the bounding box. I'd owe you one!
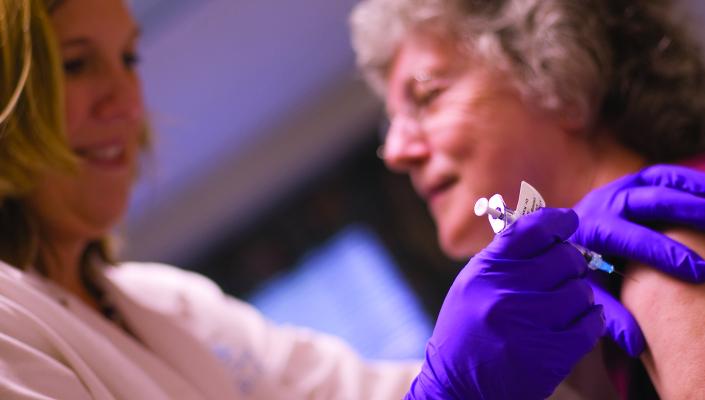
[558,102,590,134]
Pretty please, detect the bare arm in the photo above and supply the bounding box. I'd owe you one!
[621,228,705,398]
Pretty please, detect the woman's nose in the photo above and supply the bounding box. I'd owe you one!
[382,115,430,172]
[94,65,145,123]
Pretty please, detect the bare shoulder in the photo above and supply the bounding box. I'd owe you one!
[622,228,705,315]
[620,228,705,398]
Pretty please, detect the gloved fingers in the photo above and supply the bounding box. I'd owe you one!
[558,304,605,356]
[639,164,705,194]
[473,242,587,290]
[619,186,705,230]
[547,278,596,329]
[487,208,578,259]
[530,304,604,371]
[530,242,589,285]
[404,366,448,400]
[497,278,594,330]
[575,217,705,282]
[590,283,646,357]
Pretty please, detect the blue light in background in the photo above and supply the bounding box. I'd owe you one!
[248,225,433,360]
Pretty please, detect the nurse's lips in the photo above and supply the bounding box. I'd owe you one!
[73,140,128,168]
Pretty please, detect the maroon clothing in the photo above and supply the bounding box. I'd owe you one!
[680,154,705,172]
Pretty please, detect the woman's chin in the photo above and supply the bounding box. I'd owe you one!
[81,205,128,237]
[438,226,494,260]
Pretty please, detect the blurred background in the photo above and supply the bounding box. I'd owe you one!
[121,0,705,360]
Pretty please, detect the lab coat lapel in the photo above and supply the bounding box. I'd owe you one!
[0,263,172,400]
[99,268,241,400]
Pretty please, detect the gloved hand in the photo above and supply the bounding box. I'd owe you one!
[406,208,604,400]
[571,164,705,357]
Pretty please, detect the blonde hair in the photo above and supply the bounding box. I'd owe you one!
[0,0,113,270]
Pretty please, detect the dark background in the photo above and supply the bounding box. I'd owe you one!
[186,134,459,318]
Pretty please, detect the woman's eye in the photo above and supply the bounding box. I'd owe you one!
[63,58,86,75]
[123,52,140,68]
[414,86,444,107]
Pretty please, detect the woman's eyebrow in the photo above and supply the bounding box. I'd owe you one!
[47,0,67,13]
[60,37,91,49]
[59,27,141,49]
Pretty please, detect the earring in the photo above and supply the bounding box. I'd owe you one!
[376,145,386,160]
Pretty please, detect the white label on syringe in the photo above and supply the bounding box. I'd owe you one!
[516,181,546,217]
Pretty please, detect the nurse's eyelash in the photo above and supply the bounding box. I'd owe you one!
[123,52,141,69]
[63,57,87,75]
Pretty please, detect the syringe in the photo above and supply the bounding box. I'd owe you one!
[474,197,617,275]
[570,243,616,274]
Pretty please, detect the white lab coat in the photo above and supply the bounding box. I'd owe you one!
[0,260,603,400]
[0,261,422,399]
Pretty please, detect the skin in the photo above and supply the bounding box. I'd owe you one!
[25,0,144,309]
[622,229,705,398]
[383,31,705,398]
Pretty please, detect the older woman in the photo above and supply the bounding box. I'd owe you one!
[351,0,705,398]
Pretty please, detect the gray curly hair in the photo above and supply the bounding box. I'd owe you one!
[350,0,705,162]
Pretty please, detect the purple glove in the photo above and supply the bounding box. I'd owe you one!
[572,164,705,357]
[406,208,604,400]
